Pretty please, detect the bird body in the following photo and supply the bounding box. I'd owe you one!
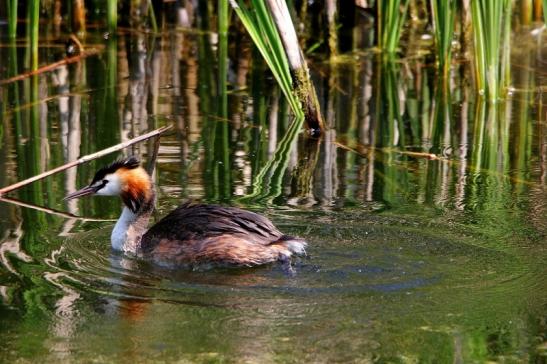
[141,202,306,266]
[65,157,306,267]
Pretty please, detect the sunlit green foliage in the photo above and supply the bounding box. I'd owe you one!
[230,0,304,118]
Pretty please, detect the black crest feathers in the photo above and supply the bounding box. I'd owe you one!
[91,157,140,185]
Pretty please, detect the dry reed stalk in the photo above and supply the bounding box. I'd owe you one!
[0,125,172,197]
[265,0,325,133]
[0,49,100,85]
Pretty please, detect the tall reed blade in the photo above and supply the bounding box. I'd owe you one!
[470,0,512,102]
[377,0,410,54]
[147,0,158,33]
[229,0,303,119]
[107,0,117,33]
[27,0,40,70]
[218,0,231,199]
[430,0,456,77]
[7,0,18,38]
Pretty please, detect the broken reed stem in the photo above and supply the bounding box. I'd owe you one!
[265,0,325,133]
[0,49,100,85]
[0,125,173,197]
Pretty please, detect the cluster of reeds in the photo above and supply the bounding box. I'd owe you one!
[370,1,531,102]
[470,0,512,102]
[430,0,456,78]
[376,0,410,55]
[8,0,41,70]
[3,0,547,129]
[229,0,303,119]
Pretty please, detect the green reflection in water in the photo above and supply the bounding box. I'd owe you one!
[0,18,545,364]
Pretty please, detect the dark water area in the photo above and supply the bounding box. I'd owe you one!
[0,8,546,363]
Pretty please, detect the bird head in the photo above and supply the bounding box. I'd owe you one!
[64,157,153,213]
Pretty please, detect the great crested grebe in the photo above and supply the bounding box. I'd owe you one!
[64,157,307,267]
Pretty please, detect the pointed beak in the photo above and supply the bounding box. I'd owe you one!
[64,185,96,201]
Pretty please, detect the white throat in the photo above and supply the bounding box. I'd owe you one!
[111,207,138,252]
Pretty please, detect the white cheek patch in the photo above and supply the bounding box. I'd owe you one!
[95,173,122,196]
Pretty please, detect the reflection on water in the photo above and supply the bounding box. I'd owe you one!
[0,10,546,363]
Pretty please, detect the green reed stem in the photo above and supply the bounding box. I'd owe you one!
[519,0,533,25]
[8,40,22,153]
[470,0,511,102]
[230,0,304,118]
[430,0,456,77]
[377,58,405,147]
[218,0,231,199]
[7,0,18,38]
[218,0,228,102]
[147,0,158,33]
[28,0,40,70]
[377,0,410,54]
[107,0,117,33]
[544,0,547,24]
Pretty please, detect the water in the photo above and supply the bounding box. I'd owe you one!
[1,12,546,363]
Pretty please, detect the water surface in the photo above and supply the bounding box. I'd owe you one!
[0,11,546,363]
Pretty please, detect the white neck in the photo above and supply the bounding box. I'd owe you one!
[111,207,138,252]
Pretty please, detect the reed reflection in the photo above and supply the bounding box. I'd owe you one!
[0,9,545,361]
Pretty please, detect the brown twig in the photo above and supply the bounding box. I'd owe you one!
[0,49,100,86]
[0,197,115,222]
[0,125,173,197]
